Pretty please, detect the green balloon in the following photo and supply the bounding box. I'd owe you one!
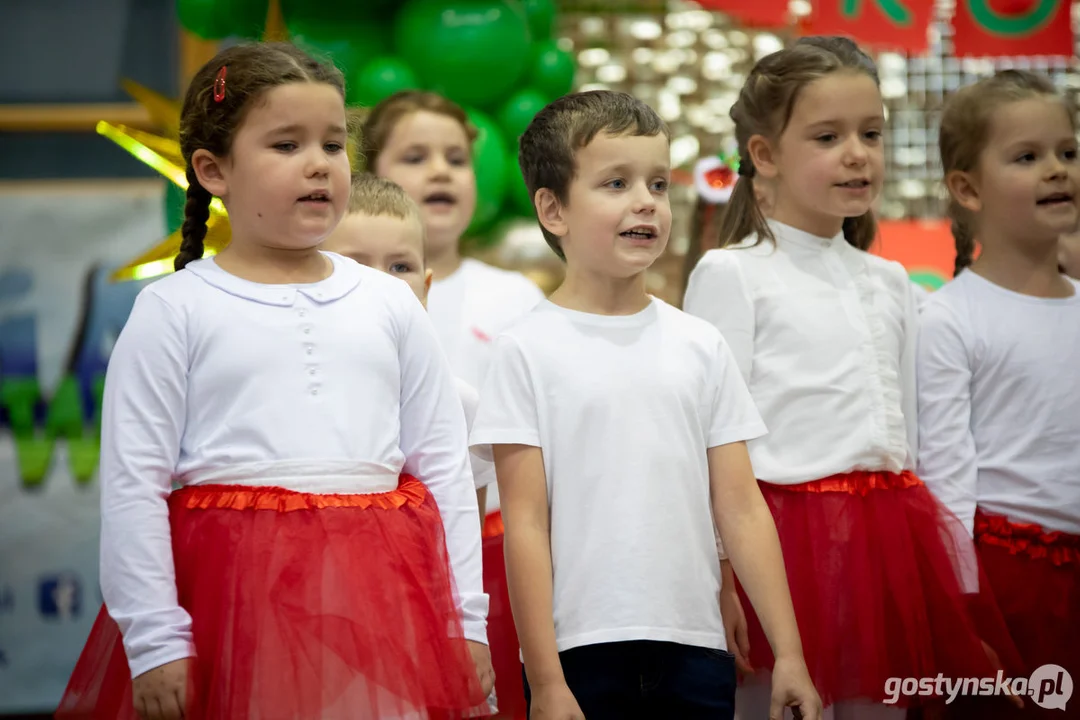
[530,40,575,100]
[164,182,187,235]
[396,0,532,108]
[350,57,420,108]
[497,88,548,148]
[465,109,509,235]
[520,0,556,40]
[178,0,269,40]
[289,20,390,79]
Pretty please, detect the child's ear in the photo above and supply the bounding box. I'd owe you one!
[191,149,228,198]
[535,188,569,239]
[746,134,779,180]
[422,268,433,307]
[945,170,982,215]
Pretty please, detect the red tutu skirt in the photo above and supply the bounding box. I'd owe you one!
[56,476,487,719]
[736,470,1022,709]
[975,509,1079,687]
[482,512,526,719]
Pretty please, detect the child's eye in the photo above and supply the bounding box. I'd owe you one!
[325,143,344,153]
[390,263,412,273]
[607,179,626,189]
[274,142,297,152]
[1062,148,1078,161]
[864,130,883,141]
[1016,153,1036,163]
[816,134,837,143]
[651,180,669,193]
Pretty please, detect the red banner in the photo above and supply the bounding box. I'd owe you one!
[806,0,935,52]
[696,0,790,28]
[952,0,1073,57]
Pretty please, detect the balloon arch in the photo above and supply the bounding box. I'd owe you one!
[175,0,576,244]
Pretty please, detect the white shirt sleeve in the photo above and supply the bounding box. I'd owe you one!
[396,289,489,644]
[707,336,768,449]
[684,251,755,384]
[456,379,496,490]
[916,300,979,536]
[99,289,194,678]
[470,336,542,448]
[900,275,921,469]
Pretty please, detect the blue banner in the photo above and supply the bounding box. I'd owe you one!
[0,181,162,712]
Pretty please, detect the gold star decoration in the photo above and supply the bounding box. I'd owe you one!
[100,118,231,282]
[105,0,287,282]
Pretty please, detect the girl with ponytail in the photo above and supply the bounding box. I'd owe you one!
[684,36,1020,718]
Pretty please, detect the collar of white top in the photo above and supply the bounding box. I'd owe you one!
[767,218,845,251]
[183,251,362,306]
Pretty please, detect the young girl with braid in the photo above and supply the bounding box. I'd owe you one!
[55,42,491,720]
[918,70,1080,717]
[684,37,1021,719]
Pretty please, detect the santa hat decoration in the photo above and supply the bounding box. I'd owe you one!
[693,150,740,204]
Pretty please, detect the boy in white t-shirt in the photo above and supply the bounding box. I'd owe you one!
[322,174,497,518]
[470,90,819,720]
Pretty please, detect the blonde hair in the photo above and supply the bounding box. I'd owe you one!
[939,70,1072,276]
[347,172,425,226]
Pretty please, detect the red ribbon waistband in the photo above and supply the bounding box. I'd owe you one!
[169,474,428,513]
[974,508,1080,567]
[763,469,924,497]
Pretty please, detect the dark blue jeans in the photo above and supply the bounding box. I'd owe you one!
[523,640,736,719]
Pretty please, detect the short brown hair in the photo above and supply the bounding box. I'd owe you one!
[347,172,425,244]
[719,36,881,252]
[940,70,1072,276]
[358,90,478,173]
[175,42,344,271]
[518,90,670,259]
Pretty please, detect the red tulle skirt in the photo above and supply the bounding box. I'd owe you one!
[975,508,1079,685]
[736,470,1022,709]
[482,512,526,719]
[56,476,487,719]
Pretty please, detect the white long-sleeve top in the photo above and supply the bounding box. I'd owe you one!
[99,252,487,679]
[684,220,920,485]
[917,270,1080,538]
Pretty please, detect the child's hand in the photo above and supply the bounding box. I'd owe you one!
[529,681,585,720]
[981,640,1024,710]
[719,585,753,675]
[132,658,190,720]
[466,640,496,699]
[769,654,821,720]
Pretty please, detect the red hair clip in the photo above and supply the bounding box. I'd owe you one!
[213,66,227,103]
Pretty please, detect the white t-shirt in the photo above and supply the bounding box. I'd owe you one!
[99,253,487,678]
[456,378,496,490]
[427,258,545,392]
[917,271,1080,537]
[684,220,919,484]
[470,297,767,653]
[429,259,544,515]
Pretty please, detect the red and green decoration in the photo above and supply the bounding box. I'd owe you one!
[684,0,1072,57]
[952,0,1072,57]
[175,0,576,247]
[808,0,935,52]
